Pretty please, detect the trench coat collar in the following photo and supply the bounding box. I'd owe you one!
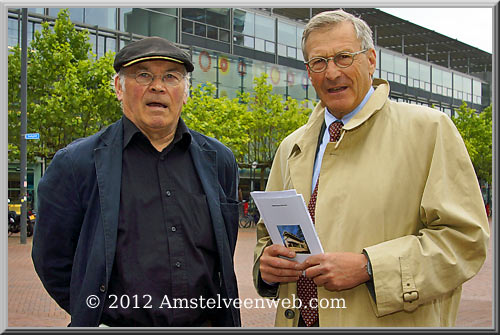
[344,78,390,130]
[287,79,390,201]
[290,78,390,154]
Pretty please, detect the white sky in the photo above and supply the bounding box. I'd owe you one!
[378,8,493,53]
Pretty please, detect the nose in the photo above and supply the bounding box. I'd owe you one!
[149,76,166,92]
[324,59,341,81]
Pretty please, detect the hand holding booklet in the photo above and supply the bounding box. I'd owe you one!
[250,190,324,262]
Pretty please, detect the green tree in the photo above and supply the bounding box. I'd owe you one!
[452,102,492,184]
[8,9,120,162]
[240,73,311,170]
[183,73,311,190]
[452,101,492,214]
[183,82,250,162]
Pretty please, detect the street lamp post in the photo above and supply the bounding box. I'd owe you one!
[250,161,258,191]
[250,161,258,208]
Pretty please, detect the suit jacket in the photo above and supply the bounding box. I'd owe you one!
[253,79,489,326]
[32,118,241,327]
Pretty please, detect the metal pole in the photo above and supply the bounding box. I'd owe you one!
[20,8,28,244]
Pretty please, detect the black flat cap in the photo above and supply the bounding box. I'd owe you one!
[113,36,194,73]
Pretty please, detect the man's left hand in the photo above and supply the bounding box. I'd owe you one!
[299,252,370,291]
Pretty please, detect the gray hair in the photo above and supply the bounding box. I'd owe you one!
[301,9,375,61]
[113,69,192,99]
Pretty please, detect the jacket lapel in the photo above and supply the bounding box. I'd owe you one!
[188,134,226,238]
[288,102,325,203]
[94,120,123,283]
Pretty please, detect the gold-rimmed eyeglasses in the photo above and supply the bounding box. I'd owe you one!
[305,49,369,73]
[129,70,186,86]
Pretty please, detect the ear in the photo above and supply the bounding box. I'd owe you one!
[115,75,123,101]
[367,48,377,77]
[306,65,313,79]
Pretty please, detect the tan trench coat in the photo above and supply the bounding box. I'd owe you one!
[253,79,489,327]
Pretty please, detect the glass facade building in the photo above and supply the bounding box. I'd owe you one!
[7,7,493,208]
[8,7,491,116]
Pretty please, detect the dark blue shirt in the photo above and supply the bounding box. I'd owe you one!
[100,116,220,326]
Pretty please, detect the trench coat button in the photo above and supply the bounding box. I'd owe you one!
[166,190,172,197]
[171,226,177,232]
[175,261,182,268]
[99,285,106,293]
[284,309,295,319]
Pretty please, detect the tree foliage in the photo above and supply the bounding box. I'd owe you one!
[8,10,310,172]
[182,82,250,161]
[8,9,120,162]
[452,102,492,184]
[183,73,311,167]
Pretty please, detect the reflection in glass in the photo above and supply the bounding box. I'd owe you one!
[255,38,265,52]
[85,8,116,30]
[255,14,274,41]
[49,8,84,23]
[8,18,18,46]
[207,25,218,40]
[150,8,177,15]
[234,9,254,35]
[182,8,204,22]
[278,44,287,56]
[394,55,406,76]
[195,23,206,37]
[182,19,194,34]
[28,8,44,14]
[122,8,177,42]
[266,41,275,53]
[219,30,230,43]
[278,21,296,47]
[206,8,230,29]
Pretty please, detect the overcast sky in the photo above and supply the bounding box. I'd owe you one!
[378,7,493,53]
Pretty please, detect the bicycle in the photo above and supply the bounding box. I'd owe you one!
[239,209,260,228]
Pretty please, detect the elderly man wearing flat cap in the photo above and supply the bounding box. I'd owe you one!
[32,36,241,327]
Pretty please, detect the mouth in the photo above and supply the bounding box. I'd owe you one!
[146,102,168,108]
[327,86,348,93]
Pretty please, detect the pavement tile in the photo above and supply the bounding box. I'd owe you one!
[7,219,493,328]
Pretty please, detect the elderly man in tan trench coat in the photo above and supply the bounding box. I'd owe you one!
[253,10,489,327]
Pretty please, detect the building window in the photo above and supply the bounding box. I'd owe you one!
[49,8,84,23]
[255,14,274,42]
[195,22,206,37]
[182,19,194,34]
[234,9,254,35]
[121,8,177,43]
[8,17,18,47]
[233,10,275,54]
[85,8,116,30]
[278,20,303,60]
[182,8,230,44]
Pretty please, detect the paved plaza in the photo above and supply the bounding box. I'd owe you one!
[7,219,493,328]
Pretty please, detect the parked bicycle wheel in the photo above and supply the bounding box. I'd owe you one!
[239,216,252,228]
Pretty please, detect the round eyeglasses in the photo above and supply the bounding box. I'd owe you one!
[129,70,186,86]
[305,49,368,73]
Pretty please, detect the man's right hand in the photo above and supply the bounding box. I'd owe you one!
[260,244,302,283]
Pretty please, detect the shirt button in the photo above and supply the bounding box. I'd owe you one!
[99,285,106,293]
[166,190,172,197]
[171,226,177,232]
[175,261,181,268]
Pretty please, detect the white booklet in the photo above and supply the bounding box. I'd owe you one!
[251,190,324,262]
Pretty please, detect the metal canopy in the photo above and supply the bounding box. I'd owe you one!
[257,8,492,76]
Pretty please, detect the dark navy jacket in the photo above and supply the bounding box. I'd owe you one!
[31,118,241,327]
